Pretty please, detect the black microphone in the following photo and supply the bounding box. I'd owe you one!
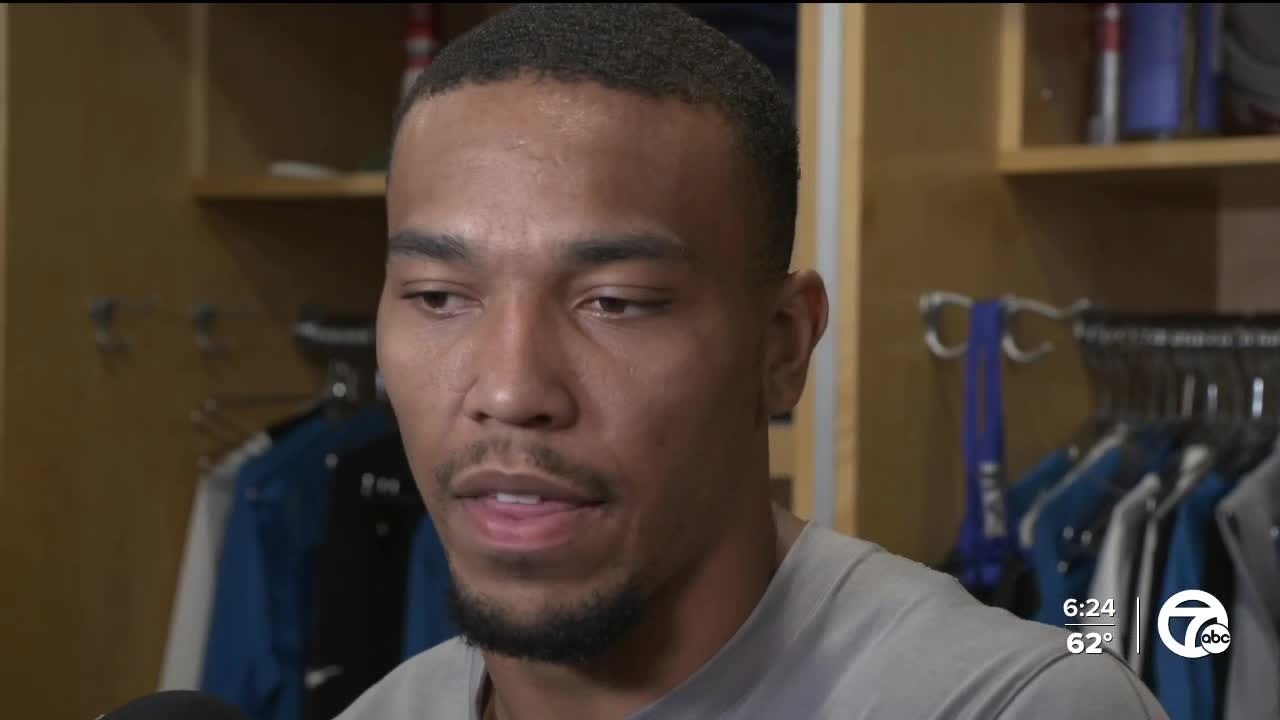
[95,690,248,719]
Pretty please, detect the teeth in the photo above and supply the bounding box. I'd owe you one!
[495,492,542,505]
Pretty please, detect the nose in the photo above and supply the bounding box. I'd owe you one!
[461,298,577,431]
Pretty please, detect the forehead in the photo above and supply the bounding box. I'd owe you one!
[386,78,748,269]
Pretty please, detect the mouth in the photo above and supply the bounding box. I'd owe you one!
[452,471,609,552]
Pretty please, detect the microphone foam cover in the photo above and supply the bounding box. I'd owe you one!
[97,690,248,719]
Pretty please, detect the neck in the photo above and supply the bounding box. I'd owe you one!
[480,501,801,720]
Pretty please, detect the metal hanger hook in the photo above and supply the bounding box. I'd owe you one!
[88,296,124,351]
[919,291,972,359]
[192,303,224,354]
[88,295,157,352]
[1000,295,1095,364]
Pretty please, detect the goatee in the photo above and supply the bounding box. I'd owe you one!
[446,578,647,666]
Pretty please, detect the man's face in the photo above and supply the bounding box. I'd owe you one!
[378,77,772,661]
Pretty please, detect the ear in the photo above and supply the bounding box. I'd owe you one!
[762,269,829,417]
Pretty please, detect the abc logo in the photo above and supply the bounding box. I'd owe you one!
[1158,589,1231,659]
[1200,625,1231,654]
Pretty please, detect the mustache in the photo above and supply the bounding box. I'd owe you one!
[431,436,618,501]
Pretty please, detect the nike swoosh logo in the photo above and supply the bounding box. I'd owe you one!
[305,665,344,690]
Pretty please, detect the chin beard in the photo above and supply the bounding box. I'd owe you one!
[446,578,647,666]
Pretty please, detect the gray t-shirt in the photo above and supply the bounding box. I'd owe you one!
[336,522,1168,719]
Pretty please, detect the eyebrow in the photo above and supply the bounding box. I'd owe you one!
[387,230,472,263]
[564,232,691,267]
[387,229,692,267]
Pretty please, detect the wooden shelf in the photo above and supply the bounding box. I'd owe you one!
[768,423,795,480]
[998,135,1280,176]
[192,172,387,199]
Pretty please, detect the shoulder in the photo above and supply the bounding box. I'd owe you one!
[789,525,1052,655]
[796,523,1005,623]
[793,527,1165,718]
[994,651,1169,719]
[812,529,1060,654]
[331,637,480,720]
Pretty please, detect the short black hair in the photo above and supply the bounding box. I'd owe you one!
[392,3,799,280]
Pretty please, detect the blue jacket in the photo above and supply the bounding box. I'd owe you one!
[201,406,394,720]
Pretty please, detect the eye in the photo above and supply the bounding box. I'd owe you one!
[406,290,474,315]
[583,296,670,318]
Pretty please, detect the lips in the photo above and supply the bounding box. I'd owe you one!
[451,470,607,506]
[485,492,581,517]
[452,470,608,552]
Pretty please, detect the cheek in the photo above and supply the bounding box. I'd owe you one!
[377,291,480,397]
[601,342,752,571]
[376,302,471,480]
[592,322,754,496]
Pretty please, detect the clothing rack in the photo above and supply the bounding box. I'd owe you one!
[1074,310,1280,351]
[168,339,452,720]
[292,306,376,353]
[189,310,385,455]
[941,301,1280,720]
[291,309,385,414]
[1071,310,1280,424]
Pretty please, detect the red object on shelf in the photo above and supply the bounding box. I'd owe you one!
[402,3,438,100]
[1089,3,1123,145]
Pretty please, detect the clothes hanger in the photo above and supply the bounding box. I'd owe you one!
[191,405,256,473]
[196,389,323,444]
[1014,316,1131,547]
[1041,305,1118,460]
[1063,321,1191,562]
[1166,320,1268,481]
[1217,323,1280,480]
[1065,324,1228,564]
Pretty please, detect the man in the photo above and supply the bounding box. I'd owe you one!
[344,4,1168,719]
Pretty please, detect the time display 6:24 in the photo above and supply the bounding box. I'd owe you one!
[1063,598,1116,618]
